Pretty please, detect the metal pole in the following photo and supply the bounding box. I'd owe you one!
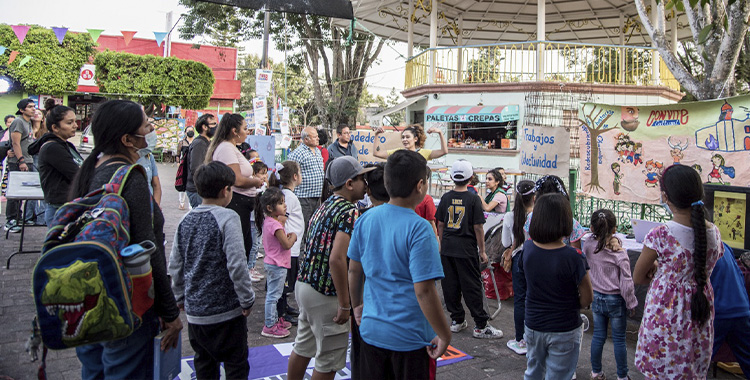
[261,10,271,69]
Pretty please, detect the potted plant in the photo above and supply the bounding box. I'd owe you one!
[501,129,517,149]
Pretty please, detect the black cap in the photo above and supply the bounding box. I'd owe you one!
[16,98,35,115]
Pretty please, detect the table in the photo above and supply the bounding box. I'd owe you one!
[5,171,45,269]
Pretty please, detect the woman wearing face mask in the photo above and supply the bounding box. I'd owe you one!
[135,121,162,205]
[176,126,195,209]
[28,105,83,226]
[68,100,182,380]
[372,123,448,160]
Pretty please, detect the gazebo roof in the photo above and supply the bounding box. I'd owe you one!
[347,0,692,47]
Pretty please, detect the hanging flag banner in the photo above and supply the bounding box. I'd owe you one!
[578,95,750,204]
[519,125,570,177]
[11,25,29,45]
[253,97,268,124]
[256,69,272,97]
[121,31,137,46]
[18,56,31,67]
[51,27,68,44]
[154,32,168,47]
[87,29,104,43]
[78,64,96,86]
[8,51,18,64]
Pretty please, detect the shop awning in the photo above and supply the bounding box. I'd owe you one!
[426,105,520,123]
[369,95,427,127]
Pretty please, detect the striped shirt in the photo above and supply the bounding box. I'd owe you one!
[289,144,324,199]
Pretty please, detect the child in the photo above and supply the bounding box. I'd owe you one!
[467,174,479,195]
[272,161,303,324]
[348,149,451,378]
[255,187,298,338]
[523,175,586,249]
[634,164,724,378]
[436,159,503,339]
[249,160,269,274]
[501,180,536,355]
[583,209,637,380]
[169,161,255,380]
[521,193,593,380]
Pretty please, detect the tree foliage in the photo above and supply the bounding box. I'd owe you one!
[636,0,750,100]
[179,0,385,128]
[0,24,96,95]
[94,50,214,110]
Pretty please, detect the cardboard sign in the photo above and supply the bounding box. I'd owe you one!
[351,130,404,167]
[519,125,570,177]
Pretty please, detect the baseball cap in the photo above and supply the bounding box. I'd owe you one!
[16,99,35,115]
[326,156,376,188]
[450,160,473,181]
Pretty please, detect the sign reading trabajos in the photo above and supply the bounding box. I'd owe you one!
[519,125,570,177]
[578,95,750,204]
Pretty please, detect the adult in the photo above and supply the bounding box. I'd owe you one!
[135,126,162,205]
[4,99,36,233]
[185,114,216,209]
[372,124,448,160]
[327,124,358,160]
[205,113,263,260]
[69,100,182,379]
[288,126,324,228]
[28,105,83,226]
[480,168,509,213]
[176,126,195,210]
[317,126,330,167]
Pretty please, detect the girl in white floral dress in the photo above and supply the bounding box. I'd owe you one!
[633,165,723,379]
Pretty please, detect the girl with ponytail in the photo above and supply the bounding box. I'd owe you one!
[633,164,723,378]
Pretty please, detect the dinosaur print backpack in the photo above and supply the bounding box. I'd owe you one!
[31,164,154,349]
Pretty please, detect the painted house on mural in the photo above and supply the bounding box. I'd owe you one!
[350,0,688,171]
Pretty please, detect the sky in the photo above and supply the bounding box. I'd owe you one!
[0,0,407,98]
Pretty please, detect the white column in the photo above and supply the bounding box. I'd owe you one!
[407,0,414,58]
[429,0,438,85]
[619,12,625,84]
[670,11,678,55]
[536,0,545,81]
[457,15,464,84]
[651,0,660,85]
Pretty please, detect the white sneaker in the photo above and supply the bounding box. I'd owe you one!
[249,269,263,282]
[473,324,503,339]
[450,320,468,333]
[506,339,528,355]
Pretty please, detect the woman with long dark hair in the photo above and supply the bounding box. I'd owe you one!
[633,164,723,378]
[480,167,509,213]
[372,123,448,160]
[69,100,182,380]
[28,105,83,226]
[205,113,263,261]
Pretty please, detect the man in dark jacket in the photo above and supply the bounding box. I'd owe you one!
[327,124,358,161]
[185,114,215,208]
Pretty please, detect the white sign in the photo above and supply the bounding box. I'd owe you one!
[280,121,290,135]
[254,124,267,136]
[519,125,570,177]
[280,134,292,149]
[282,107,290,121]
[256,69,272,97]
[254,97,268,124]
[78,64,96,86]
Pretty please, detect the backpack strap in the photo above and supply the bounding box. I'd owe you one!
[104,164,154,221]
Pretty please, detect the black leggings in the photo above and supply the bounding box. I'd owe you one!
[226,192,254,259]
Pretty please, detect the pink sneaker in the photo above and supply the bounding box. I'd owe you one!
[278,317,292,330]
[262,324,290,338]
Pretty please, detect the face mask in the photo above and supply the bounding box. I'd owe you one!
[134,131,157,151]
[660,194,673,217]
[186,130,195,138]
[207,126,217,138]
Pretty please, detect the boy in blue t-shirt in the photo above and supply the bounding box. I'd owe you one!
[348,150,451,379]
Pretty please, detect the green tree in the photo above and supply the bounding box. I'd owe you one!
[385,87,404,126]
[94,51,214,110]
[465,47,505,83]
[0,25,96,95]
[179,1,385,128]
[356,85,386,125]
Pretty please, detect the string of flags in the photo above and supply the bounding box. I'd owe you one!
[2,25,172,68]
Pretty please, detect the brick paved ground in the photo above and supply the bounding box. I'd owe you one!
[0,162,740,379]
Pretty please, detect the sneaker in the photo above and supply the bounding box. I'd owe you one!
[285,306,300,317]
[9,225,21,233]
[257,252,265,259]
[249,269,263,282]
[473,324,503,339]
[4,219,17,231]
[506,339,528,355]
[280,315,297,326]
[252,268,264,280]
[278,317,292,330]
[261,324,290,338]
[450,320,468,333]
[23,219,36,227]
[590,372,606,380]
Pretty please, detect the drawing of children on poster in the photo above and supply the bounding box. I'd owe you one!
[642,159,663,187]
[611,163,623,195]
[707,153,735,184]
[667,136,689,165]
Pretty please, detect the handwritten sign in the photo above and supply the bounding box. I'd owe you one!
[351,130,403,167]
[519,125,570,177]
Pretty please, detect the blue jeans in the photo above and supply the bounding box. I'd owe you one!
[524,325,582,380]
[264,264,287,328]
[186,190,202,209]
[591,291,628,378]
[512,252,526,342]
[76,308,160,380]
[247,223,261,270]
[713,315,750,377]
[44,204,62,227]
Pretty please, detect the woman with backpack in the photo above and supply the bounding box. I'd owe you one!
[68,100,182,380]
[28,105,83,226]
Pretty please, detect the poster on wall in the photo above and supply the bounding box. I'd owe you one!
[245,135,276,168]
[153,118,186,152]
[578,95,750,204]
[519,125,570,177]
[351,129,404,167]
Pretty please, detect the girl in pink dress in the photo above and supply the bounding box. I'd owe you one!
[633,165,724,379]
